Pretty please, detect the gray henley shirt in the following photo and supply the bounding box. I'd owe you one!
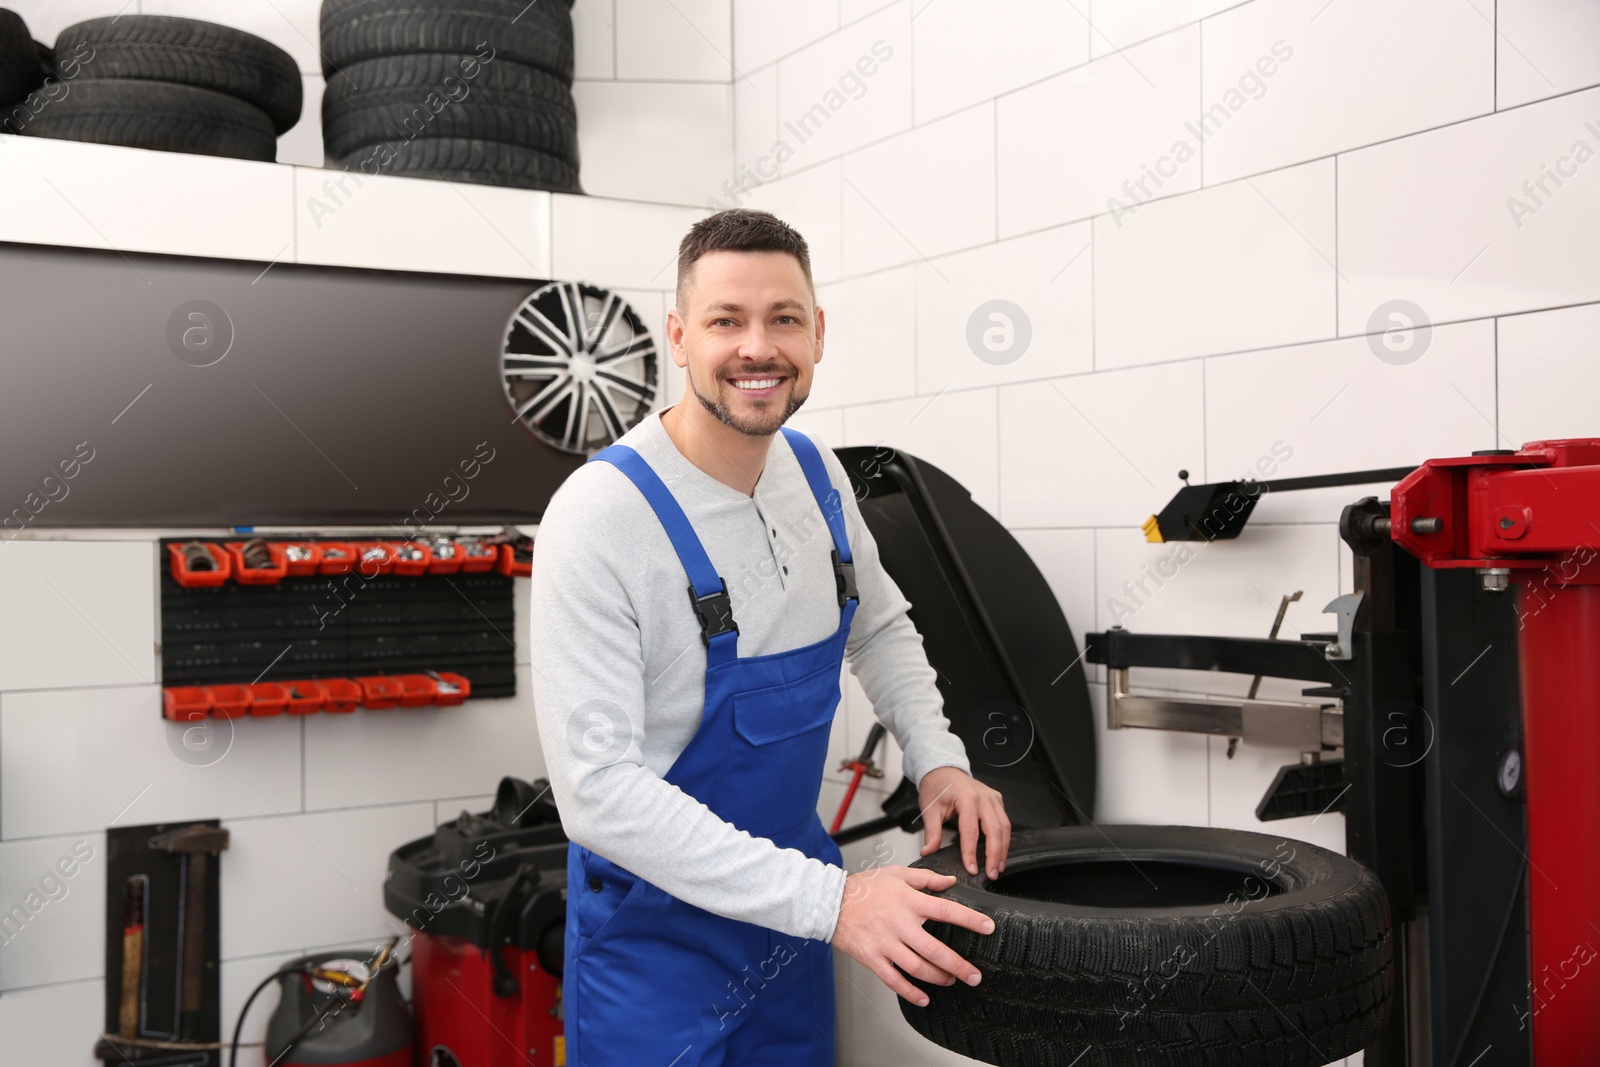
[529,408,972,943]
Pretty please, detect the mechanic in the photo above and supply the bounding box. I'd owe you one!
[531,208,1011,1065]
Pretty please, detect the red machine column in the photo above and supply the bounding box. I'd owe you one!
[1391,439,1600,1065]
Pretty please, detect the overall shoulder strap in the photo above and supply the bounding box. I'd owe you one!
[779,428,858,607]
[587,445,738,659]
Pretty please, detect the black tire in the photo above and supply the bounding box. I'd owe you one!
[319,0,573,83]
[0,10,46,102]
[322,52,575,164]
[18,78,278,161]
[905,826,1392,1067]
[54,15,302,133]
[337,136,580,192]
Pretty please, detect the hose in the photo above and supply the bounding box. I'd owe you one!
[228,963,307,1067]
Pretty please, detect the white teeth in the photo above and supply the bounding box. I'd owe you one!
[732,378,781,390]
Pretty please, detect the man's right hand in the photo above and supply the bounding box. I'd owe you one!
[830,867,996,1007]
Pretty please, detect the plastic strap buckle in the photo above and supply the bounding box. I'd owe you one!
[831,548,858,607]
[688,580,739,647]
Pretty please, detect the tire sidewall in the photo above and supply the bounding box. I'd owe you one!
[920,825,1364,924]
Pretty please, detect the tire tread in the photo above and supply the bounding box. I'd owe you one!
[56,15,302,133]
[18,78,277,161]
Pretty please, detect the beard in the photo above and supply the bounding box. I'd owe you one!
[686,363,808,437]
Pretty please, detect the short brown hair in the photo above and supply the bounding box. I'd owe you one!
[676,209,814,312]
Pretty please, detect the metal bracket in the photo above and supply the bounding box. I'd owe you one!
[1106,667,1342,751]
[1321,591,1364,661]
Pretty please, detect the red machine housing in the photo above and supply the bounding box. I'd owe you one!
[411,933,564,1066]
[385,780,570,1067]
[1391,439,1600,1066]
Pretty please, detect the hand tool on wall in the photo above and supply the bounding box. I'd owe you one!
[149,825,230,1042]
[118,876,146,1040]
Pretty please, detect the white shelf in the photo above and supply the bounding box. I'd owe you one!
[0,134,703,286]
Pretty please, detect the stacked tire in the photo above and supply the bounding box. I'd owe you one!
[6,14,301,161]
[319,0,581,193]
[0,9,51,116]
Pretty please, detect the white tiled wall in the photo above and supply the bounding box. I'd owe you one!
[997,24,1203,236]
[773,3,912,167]
[6,0,1600,1064]
[0,542,157,693]
[1338,84,1600,331]
[1093,158,1338,367]
[1495,0,1600,109]
[1197,0,1494,186]
[841,102,996,275]
[911,2,1089,124]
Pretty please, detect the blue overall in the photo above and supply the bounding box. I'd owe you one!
[564,427,859,1066]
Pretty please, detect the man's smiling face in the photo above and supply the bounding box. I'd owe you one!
[670,249,824,438]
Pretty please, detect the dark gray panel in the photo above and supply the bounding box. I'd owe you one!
[0,240,584,528]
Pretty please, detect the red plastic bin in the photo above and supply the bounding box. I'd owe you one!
[394,674,439,707]
[317,542,356,575]
[391,541,434,577]
[457,540,499,573]
[497,543,532,578]
[247,682,289,716]
[227,541,288,585]
[426,538,464,575]
[208,685,251,719]
[430,671,472,707]
[281,542,323,577]
[356,675,404,709]
[283,680,326,715]
[349,541,396,577]
[322,678,361,713]
[167,542,231,588]
[163,686,213,722]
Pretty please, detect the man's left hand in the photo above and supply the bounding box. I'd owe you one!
[917,766,1010,880]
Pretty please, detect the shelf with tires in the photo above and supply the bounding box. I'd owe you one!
[0,1,581,192]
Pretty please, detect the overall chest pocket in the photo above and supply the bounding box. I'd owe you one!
[731,664,842,746]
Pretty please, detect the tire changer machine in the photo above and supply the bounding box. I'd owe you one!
[1084,438,1600,1066]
